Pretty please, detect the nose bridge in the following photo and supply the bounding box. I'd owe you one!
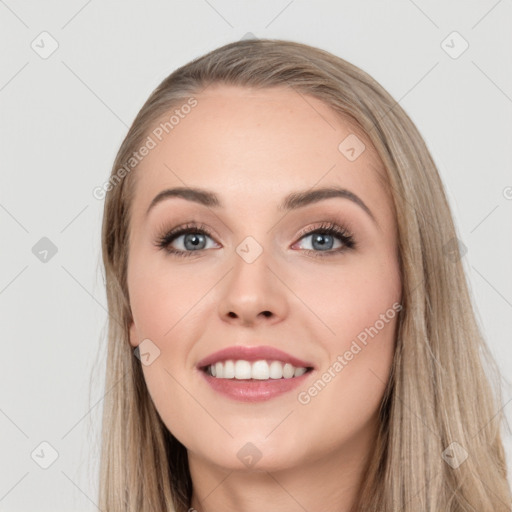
[230,233,273,295]
[217,231,287,324]
[227,198,276,267]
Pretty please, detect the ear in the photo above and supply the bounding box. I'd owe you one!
[128,319,139,348]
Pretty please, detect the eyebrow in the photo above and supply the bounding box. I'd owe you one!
[145,186,378,226]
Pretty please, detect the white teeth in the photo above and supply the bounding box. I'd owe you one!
[294,366,307,377]
[224,359,235,379]
[206,359,309,380]
[251,360,269,380]
[269,360,283,379]
[234,360,252,379]
[282,363,294,379]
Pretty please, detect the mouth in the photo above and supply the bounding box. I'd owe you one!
[196,345,315,402]
[200,359,314,380]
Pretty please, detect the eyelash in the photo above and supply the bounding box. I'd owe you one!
[154,221,356,259]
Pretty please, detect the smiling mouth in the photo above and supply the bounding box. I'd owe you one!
[201,359,314,380]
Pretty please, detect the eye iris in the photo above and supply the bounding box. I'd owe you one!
[312,233,333,251]
[184,233,206,250]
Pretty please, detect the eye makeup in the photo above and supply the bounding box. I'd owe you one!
[153,219,357,259]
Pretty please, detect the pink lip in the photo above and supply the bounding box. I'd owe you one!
[199,369,313,402]
[196,345,314,369]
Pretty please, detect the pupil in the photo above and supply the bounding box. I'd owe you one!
[185,234,204,250]
[313,234,332,250]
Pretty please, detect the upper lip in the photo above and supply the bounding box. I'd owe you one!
[196,345,315,369]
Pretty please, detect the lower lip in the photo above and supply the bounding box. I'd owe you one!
[199,369,313,402]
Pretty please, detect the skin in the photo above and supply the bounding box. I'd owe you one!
[127,84,402,512]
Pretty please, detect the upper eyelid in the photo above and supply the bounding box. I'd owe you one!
[145,187,379,232]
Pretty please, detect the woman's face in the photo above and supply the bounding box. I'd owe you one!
[127,84,401,472]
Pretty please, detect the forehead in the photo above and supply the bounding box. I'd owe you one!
[130,84,390,220]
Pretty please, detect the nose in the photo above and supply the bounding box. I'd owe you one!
[217,244,288,327]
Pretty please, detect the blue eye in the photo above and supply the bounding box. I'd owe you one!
[155,221,356,258]
[155,223,217,258]
[292,222,356,257]
[293,221,356,257]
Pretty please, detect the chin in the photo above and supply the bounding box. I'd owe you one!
[184,429,308,472]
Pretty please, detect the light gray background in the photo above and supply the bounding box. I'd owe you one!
[1,1,511,510]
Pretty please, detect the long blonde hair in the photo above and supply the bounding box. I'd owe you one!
[96,38,511,511]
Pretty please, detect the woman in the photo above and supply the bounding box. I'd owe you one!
[98,38,511,511]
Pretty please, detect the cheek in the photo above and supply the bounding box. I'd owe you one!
[295,310,397,444]
[292,250,401,343]
[128,256,213,443]
[128,254,217,344]
[292,254,400,432]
